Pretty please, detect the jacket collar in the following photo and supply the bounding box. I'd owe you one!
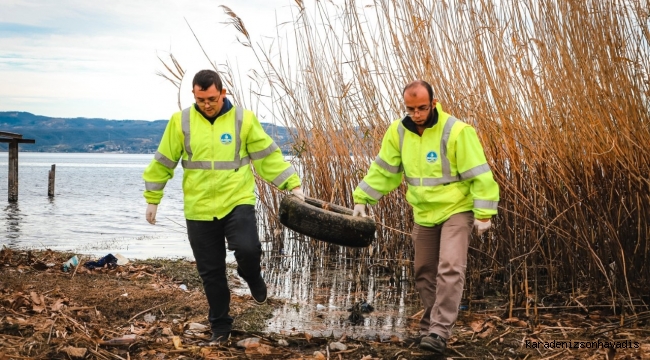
[401,107,438,135]
[217,97,233,117]
[193,97,234,122]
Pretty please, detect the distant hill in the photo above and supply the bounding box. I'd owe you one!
[0,111,294,154]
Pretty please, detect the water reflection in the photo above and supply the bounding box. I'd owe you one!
[3,202,22,242]
[261,235,421,340]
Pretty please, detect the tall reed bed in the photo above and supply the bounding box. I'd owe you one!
[170,0,650,310]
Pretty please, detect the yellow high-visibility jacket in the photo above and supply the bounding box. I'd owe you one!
[143,105,301,220]
[353,102,499,226]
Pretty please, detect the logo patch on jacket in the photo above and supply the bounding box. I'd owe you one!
[426,151,438,163]
[220,133,233,145]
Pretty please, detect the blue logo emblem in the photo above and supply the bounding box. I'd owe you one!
[426,151,438,163]
[220,133,233,145]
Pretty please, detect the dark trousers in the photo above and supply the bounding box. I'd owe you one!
[186,205,263,333]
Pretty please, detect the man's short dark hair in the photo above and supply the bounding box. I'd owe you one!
[403,80,434,102]
[192,70,223,91]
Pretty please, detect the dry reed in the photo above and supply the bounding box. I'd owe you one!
[162,0,650,311]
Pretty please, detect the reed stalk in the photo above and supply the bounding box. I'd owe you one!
[162,0,650,305]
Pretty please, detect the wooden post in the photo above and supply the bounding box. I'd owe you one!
[1,131,36,202]
[8,139,18,202]
[48,164,56,197]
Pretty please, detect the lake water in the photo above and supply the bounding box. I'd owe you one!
[0,152,190,259]
[1,152,422,339]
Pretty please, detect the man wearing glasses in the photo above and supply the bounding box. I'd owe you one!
[143,69,305,345]
[351,80,499,355]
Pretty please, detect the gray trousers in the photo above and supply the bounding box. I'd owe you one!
[413,211,473,339]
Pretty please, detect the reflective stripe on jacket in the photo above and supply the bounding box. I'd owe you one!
[353,102,499,226]
[143,105,301,220]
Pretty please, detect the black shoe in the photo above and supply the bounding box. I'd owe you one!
[419,333,447,354]
[249,275,267,305]
[403,334,425,346]
[207,332,230,346]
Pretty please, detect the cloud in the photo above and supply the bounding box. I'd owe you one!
[0,0,297,120]
[0,22,54,36]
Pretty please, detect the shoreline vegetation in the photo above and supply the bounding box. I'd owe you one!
[2,248,649,359]
[181,0,649,310]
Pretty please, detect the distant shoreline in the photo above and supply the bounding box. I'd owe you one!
[1,111,292,154]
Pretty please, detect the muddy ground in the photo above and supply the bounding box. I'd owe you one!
[1,248,649,359]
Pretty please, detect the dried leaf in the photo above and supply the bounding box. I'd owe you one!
[246,344,272,355]
[305,332,312,343]
[172,335,182,349]
[470,320,486,332]
[237,337,261,349]
[98,334,137,346]
[187,322,208,331]
[257,344,272,355]
[515,320,528,328]
[477,325,495,339]
[50,299,65,311]
[61,346,87,359]
[30,291,41,305]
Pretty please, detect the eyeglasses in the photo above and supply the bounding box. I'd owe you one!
[196,97,221,108]
[405,105,431,116]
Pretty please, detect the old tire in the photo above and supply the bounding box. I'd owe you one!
[279,195,376,247]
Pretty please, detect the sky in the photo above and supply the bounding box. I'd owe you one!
[0,0,296,121]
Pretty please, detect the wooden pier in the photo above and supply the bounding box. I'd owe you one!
[1,131,36,202]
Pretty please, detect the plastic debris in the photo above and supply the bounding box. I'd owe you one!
[114,253,129,265]
[348,300,374,324]
[359,301,374,313]
[143,313,156,323]
[62,255,79,272]
[84,254,118,270]
[348,300,374,313]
